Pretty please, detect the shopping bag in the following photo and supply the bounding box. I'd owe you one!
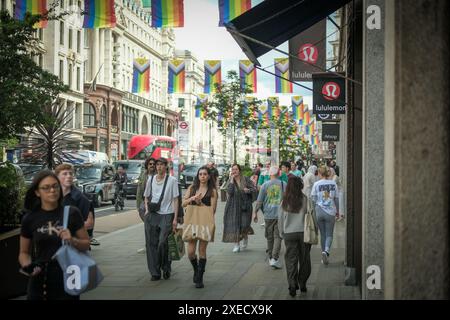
[168,229,185,261]
[182,205,215,242]
[304,200,318,245]
[53,206,104,296]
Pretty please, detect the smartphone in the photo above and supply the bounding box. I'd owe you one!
[19,262,40,276]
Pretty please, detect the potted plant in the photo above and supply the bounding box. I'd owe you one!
[0,161,28,299]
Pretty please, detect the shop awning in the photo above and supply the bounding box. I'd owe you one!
[226,0,351,65]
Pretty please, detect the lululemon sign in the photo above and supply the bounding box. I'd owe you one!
[289,20,326,82]
[313,73,346,115]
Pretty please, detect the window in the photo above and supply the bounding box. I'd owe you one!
[60,21,64,45]
[59,60,64,82]
[39,55,43,68]
[69,0,73,6]
[60,0,64,9]
[84,29,89,48]
[68,64,73,88]
[100,105,107,128]
[1,0,6,11]
[76,67,80,91]
[69,29,73,50]
[77,30,81,52]
[83,103,96,127]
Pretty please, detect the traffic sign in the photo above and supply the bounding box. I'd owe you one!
[179,121,188,130]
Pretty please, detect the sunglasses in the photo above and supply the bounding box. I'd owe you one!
[39,184,60,192]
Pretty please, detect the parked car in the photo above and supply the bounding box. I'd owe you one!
[113,160,144,198]
[74,163,116,207]
[179,164,201,189]
[16,163,46,187]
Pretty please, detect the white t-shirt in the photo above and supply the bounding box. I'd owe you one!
[311,179,338,216]
[143,174,179,215]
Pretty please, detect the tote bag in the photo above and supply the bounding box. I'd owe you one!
[304,200,319,245]
[53,206,104,296]
[168,229,185,261]
[182,205,215,242]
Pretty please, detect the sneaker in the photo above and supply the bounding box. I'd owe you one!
[269,258,275,267]
[232,245,240,253]
[90,238,100,246]
[271,259,282,269]
[241,238,248,249]
[260,222,266,227]
[322,251,328,265]
[150,275,161,281]
[137,248,146,254]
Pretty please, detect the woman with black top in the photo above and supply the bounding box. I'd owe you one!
[182,166,217,288]
[19,170,90,300]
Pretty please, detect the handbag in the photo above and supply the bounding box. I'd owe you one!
[53,206,104,296]
[147,175,169,214]
[304,199,318,245]
[182,205,215,242]
[168,228,185,261]
[138,201,146,222]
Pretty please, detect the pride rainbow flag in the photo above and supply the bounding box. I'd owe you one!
[15,0,48,28]
[218,0,251,26]
[132,58,150,94]
[151,0,184,28]
[291,96,303,122]
[195,94,208,118]
[239,60,257,93]
[83,0,116,28]
[204,60,221,94]
[142,0,151,7]
[315,135,320,146]
[304,109,310,126]
[274,58,292,93]
[310,121,315,134]
[168,60,185,93]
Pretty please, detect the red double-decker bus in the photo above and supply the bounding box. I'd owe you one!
[127,135,176,161]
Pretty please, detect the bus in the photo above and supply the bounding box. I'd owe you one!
[127,135,176,162]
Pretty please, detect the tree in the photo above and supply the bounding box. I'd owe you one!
[20,100,75,169]
[0,9,68,140]
[198,71,261,164]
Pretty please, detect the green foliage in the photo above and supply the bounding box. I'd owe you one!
[0,162,26,229]
[0,10,68,140]
[241,166,253,178]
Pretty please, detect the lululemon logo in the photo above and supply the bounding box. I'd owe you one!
[322,82,341,101]
[298,44,318,64]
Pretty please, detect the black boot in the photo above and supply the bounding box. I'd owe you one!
[196,258,206,288]
[189,257,199,284]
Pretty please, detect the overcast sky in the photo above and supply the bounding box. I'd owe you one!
[173,0,337,106]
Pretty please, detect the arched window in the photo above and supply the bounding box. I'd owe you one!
[100,105,107,128]
[111,107,118,127]
[83,103,96,127]
[141,116,148,134]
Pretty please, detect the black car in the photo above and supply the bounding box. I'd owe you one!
[17,163,46,187]
[113,160,144,198]
[179,164,201,189]
[74,163,116,207]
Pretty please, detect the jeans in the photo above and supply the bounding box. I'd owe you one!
[315,206,336,253]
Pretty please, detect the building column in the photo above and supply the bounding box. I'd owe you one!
[384,0,449,299]
[362,0,385,299]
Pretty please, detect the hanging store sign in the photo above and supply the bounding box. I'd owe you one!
[322,123,340,141]
[313,72,346,114]
[289,20,327,82]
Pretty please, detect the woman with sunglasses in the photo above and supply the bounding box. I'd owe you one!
[19,170,89,300]
[182,166,217,288]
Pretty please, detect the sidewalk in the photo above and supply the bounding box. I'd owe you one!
[83,200,361,300]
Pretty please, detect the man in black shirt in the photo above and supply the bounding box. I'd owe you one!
[55,164,98,245]
[207,162,219,188]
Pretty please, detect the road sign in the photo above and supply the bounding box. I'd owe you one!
[179,121,188,130]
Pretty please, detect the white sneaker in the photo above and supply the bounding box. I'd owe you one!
[269,258,275,267]
[137,248,146,254]
[322,251,329,265]
[241,238,248,249]
[260,222,266,227]
[271,259,282,269]
[232,245,240,253]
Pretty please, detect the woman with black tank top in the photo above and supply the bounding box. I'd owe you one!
[182,166,217,288]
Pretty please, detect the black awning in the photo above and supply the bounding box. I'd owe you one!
[226,0,351,65]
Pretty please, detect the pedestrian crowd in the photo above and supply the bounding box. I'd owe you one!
[18,156,343,299]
